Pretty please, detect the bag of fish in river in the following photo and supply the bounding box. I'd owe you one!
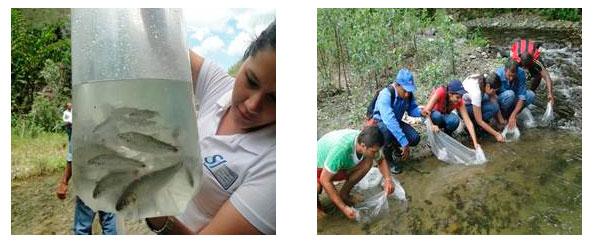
[425,119,487,165]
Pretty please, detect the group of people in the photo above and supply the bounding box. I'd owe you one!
[317,38,555,220]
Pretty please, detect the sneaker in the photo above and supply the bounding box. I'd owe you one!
[390,163,403,174]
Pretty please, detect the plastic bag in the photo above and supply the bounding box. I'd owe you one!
[425,119,487,165]
[352,168,406,223]
[517,108,537,128]
[541,101,555,124]
[353,191,389,223]
[501,125,521,142]
[355,167,383,190]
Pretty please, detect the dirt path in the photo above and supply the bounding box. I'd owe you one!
[11,171,152,235]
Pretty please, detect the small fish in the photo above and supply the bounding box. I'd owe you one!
[117,132,178,153]
[93,171,138,198]
[87,154,146,170]
[115,162,182,211]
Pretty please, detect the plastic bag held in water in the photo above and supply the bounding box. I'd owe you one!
[542,101,555,124]
[353,168,406,223]
[71,9,201,219]
[501,125,521,142]
[425,119,487,165]
[517,108,537,128]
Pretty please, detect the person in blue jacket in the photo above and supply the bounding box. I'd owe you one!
[495,60,536,129]
[370,68,422,174]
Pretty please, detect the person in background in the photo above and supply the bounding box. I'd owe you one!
[56,102,118,235]
[509,38,555,105]
[462,72,506,142]
[370,68,422,174]
[495,60,536,129]
[421,79,481,150]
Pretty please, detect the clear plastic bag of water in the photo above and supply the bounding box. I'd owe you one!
[425,119,487,165]
[501,125,521,142]
[541,101,555,124]
[71,9,201,219]
[352,168,406,223]
[517,108,537,128]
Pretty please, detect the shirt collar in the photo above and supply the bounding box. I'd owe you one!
[351,138,363,165]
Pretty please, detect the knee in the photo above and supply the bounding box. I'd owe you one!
[444,114,460,131]
[525,90,536,106]
[499,90,516,108]
[430,111,444,123]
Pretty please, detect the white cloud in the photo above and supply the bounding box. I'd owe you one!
[227,31,252,56]
[192,35,225,55]
[189,27,210,41]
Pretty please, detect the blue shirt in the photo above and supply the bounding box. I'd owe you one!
[496,66,528,101]
[372,85,421,147]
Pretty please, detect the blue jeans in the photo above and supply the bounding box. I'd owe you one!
[497,90,535,118]
[375,119,420,165]
[430,110,460,134]
[73,196,117,235]
[465,95,500,123]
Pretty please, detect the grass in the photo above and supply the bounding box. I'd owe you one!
[11,129,68,180]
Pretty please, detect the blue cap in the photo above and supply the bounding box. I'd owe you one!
[447,79,467,95]
[394,68,416,92]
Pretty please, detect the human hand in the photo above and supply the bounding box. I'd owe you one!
[432,125,440,133]
[401,146,410,160]
[507,115,517,129]
[383,177,395,195]
[495,133,505,143]
[421,108,430,117]
[56,181,68,200]
[548,94,555,106]
[341,205,357,220]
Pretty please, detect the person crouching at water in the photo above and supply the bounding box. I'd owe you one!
[421,79,481,150]
[317,126,394,220]
[462,72,506,142]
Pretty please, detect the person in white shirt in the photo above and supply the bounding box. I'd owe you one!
[56,102,73,199]
[462,72,506,142]
[146,21,276,235]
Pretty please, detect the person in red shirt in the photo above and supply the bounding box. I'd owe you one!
[422,80,481,150]
[510,39,555,105]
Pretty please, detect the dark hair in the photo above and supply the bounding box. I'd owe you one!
[484,72,501,90]
[504,59,518,72]
[242,20,276,61]
[357,126,385,148]
[520,52,532,67]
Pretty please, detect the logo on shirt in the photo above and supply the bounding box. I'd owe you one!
[203,155,238,190]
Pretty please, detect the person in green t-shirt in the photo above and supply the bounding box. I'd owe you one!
[317,126,394,220]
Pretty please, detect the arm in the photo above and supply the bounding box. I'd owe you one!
[319,169,356,220]
[508,99,524,129]
[472,105,504,142]
[377,158,394,194]
[199,201,262,234]
[421,92,440,117]
[189,50,205,93]
[541,68,554,105]
[377,90,409,147]
[458,105,479,148]
[146,203,261,235]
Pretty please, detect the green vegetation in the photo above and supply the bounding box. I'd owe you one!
[317,9,468,127]
[11,131,68,180]
[11,9,71,135]
[449,8,582,22]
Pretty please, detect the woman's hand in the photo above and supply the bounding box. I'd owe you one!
[495,133,505,143]
[341,205,357,220]
[431,124,440,133]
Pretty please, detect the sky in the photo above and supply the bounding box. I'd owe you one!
[183,8,275,71]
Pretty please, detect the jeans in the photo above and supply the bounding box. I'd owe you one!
[430,110,460,135]
[73,196,117,235]
[497,90,535,118]
[375,119,420,166]
[465,96,500,123]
